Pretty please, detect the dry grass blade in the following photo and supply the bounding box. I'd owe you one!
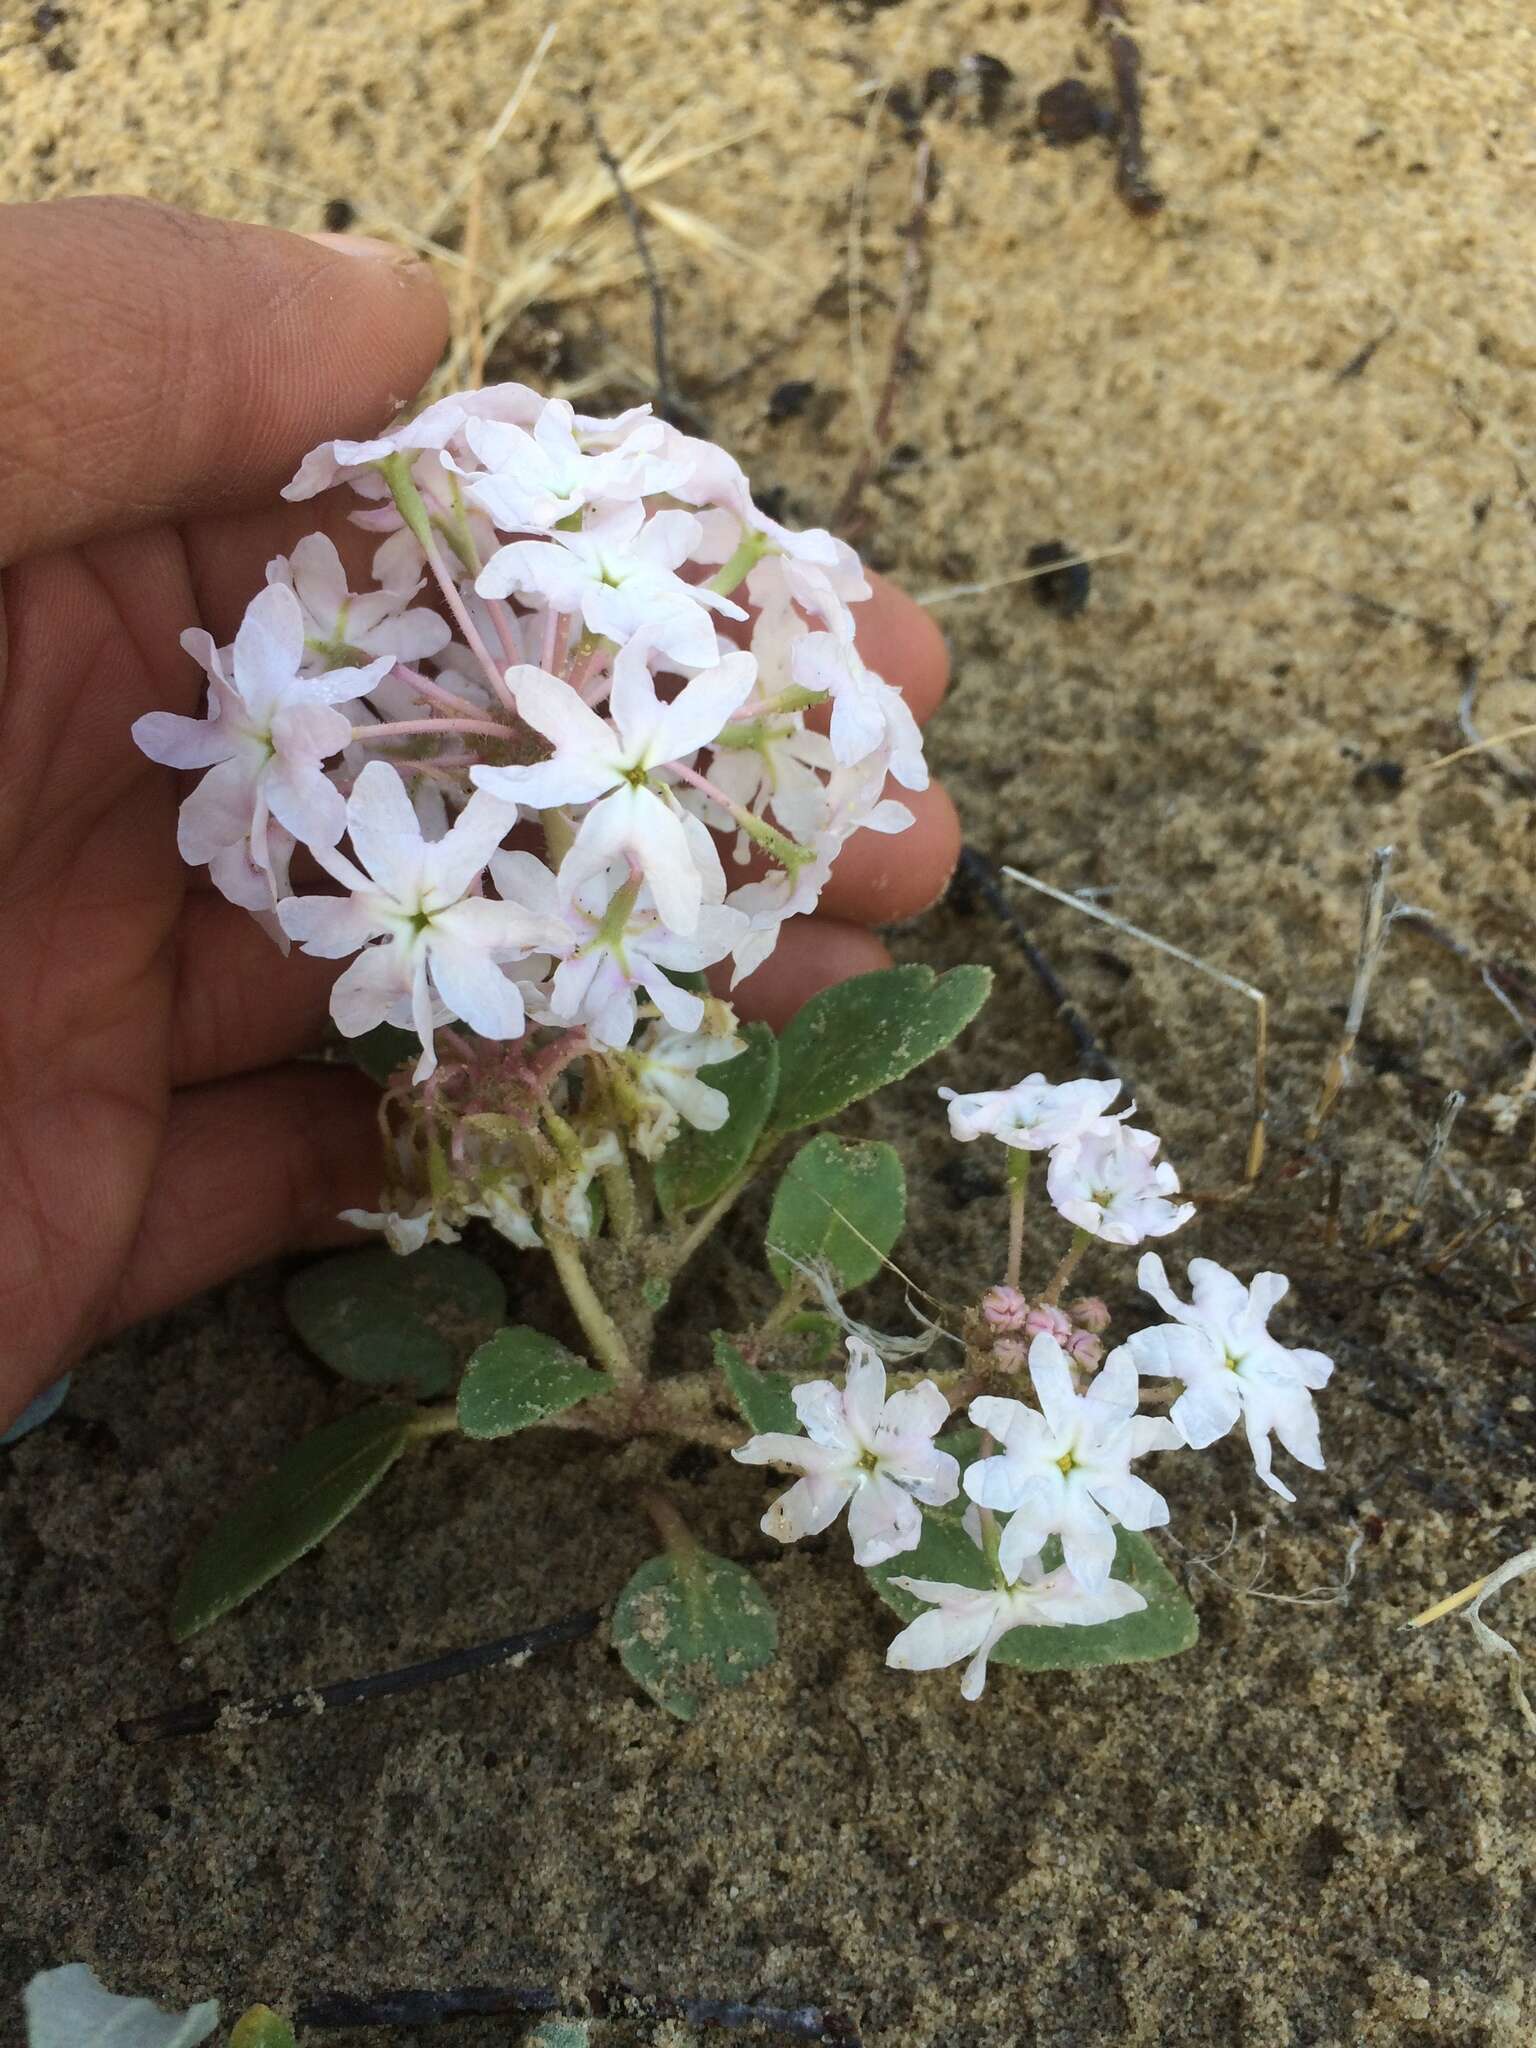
[1001,866,1270,1180]
[916,545,1130,608]
[1304,846,1394,1142]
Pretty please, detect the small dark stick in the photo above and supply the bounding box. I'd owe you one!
[115,1608,600,1744]
[584,99,675,424]
[296,1980,863,2042]
[1089,0,1166,216]
[952,847,1120,1083]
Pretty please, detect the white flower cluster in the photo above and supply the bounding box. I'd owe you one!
[132,386,924,1236]
[734,1077,1334,1699]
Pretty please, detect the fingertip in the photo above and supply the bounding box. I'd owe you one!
[720,917,894,1032]
[818,779,963,925]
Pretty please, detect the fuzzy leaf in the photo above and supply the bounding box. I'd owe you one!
[612,1549,777,1720]
[867,1516,1199,1671]
[172,1405,415,1640]
[766,1133,905,1292]
[653,1022,779,1216]
[343,1021,418,1086]
[229,2011,298,2048]
[285,1246,505,1397]
[768,964,991,1134]
[713,1330,799,1437]
[457,1328,609,1438]
[24,1966,218,2048]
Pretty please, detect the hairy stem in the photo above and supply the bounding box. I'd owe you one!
[1041,1228,1091,1308]
[1004,1149,1030,1291]
[547,1231,643,1389]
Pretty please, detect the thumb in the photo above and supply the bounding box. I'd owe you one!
[0,196,450,565]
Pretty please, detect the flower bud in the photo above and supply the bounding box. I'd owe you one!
[1069,1295,1111,1334]
[981,1284,1029,1330]
[991,1337,1028,1375]
[1067,1329,1104,1369]
[1024,1302,1074,1343]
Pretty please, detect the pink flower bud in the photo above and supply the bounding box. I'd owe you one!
[991,1337,1028,1375]
[981,1284,1029,1330]
[1024,1302,1074,1343]
[1069,1295,1111,1335]
[1067,1329,1104,1369]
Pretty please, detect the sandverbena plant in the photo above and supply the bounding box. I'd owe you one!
[134,385,1334,1712]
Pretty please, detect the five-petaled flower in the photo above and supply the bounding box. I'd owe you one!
[733,1338,960,1566]
[278,759,526,1081]
[1121,1256,1334,1500]
[939,1073,1124,1152]
[1046,1123,1194,1245]
[963,1335,1181,1587]
[885,1532,1148,1700]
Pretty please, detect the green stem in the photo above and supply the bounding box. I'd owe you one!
[547,1231,642,1390]
[407,1404,461,1440]
[758,1279,809,1339]
[1005,1149,1030,1291]
[642,1488,701,1559]
[1041,1227,1091,1308]
[601,1154,640,1246]
[706,528,769,597]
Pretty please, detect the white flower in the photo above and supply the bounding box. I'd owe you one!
[963,1335,1180,1588]
[886,1540,1149,1700]
[277,760,526,1081]
[789,630,928,788]
[939,1074,1125,1152]
[489,847,745,1048]
[282,381,544,500]
[1046,1124,1194,1245]
[732,1338,960,1566]
[340,1198,462,1256]
[1123,1256,1334,1501]
[624,1022,747,1158]
[457,402,687,531]
[267,532,450,666]
[702,714,836,851]
[473,642,757,936]
[132,582,390,894]
[475,500,745,668]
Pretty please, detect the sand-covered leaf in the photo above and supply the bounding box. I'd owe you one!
[713,1330,799,1436]
[172,1405,416,1640]
[457,1328,609,1437]
[229,2011,298,2048]
[285,1245,506,1396]
[24,1965,218,2048]
[768,964,991,1133]
[528,2025,591,2048]
[766,1133,905,1291]
[612,1548,778,1720]
[653,1022,779,1216]
[867,1515,1198,1671]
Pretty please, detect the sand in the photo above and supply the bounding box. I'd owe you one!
[4,0,1536,2041]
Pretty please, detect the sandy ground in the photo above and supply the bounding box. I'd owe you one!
[5,1,1536,2041]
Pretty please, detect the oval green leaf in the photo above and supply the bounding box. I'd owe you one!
[768,963,991,1134]
[866,1513,1198,1671]
[713,1330,800,1436]
[766,1133,905,1292]
[285,1245,506,1396]
[612,1548,778,1720]
[457,1327,609,1438]
[172,1404,416,1640]
[230,2011,298,2048]
[653,1022,780,1216]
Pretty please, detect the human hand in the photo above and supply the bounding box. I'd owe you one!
[0,197,957,1430]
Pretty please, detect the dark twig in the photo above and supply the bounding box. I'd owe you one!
[115,1609,600,1743]
[297,1981,862,2042]
[832,135,933,540]
[584,99,675,423]
[1089,0,1165,216]
[953,846,1119,1082]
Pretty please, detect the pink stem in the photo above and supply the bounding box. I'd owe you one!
[669,759,741,816]
[419,529,517,713]
[391,664,485,719]
[355,718,508,742]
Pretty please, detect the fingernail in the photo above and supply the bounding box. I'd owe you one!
[303,230,418,264]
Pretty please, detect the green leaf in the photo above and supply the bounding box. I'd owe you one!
[766,1133,905,1292]
[867,1516,1198,1671]
[653,1022,780,1216]
[713,1330,799,1436]
[641,1275,671,1311]
[285,1246,506,1397]
[230,2011,298,2048]
[528,2025,591,2048]
[343,1021,418,1086]
[172,1405,415,1640]
[768,963,992,1134]
[612,1548,778,1720]
[24,1966,218,2048]
[456,1327,609,1438]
